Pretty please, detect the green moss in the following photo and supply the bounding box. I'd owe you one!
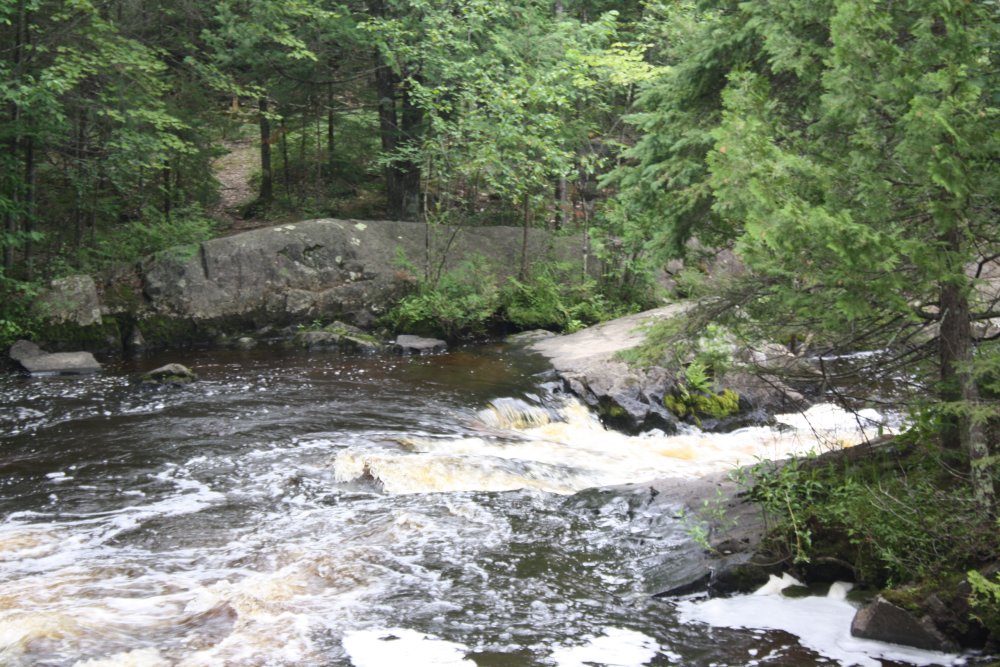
[34,318,122,351]
[665,387,741,421]
[135,315,200,347]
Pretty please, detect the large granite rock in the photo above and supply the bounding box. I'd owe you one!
[9,340,102,375]
[851,597,957,652]
[529,305,807,433]
[393,334,447,355]
[530,307,685,432]
[33,275,103,326]
[141,219,585,332]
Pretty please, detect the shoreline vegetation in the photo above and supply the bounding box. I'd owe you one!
[2,0,998,659]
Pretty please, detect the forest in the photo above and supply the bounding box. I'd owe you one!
[2,0,1000,647]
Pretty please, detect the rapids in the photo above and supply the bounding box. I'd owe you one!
[0,345,969,666]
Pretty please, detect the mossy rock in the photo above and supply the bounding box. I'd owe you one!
[665,387,741,422]
[34,318,123,353]
[141,363,197,385]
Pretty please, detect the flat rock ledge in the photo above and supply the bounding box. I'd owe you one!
[529,305,805,433]
[9,339,102,375]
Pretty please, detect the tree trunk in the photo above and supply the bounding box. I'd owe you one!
[162,161,172,221]
[258,96,273,205]
[939,226,996,511]
[398,81,422,220]
[327,84,336,176]
[280,115,290,198]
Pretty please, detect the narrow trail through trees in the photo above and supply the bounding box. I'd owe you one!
[210,138,259,233]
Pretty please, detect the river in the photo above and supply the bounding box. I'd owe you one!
[0,345,976,666]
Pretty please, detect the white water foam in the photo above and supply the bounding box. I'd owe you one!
[678,583,964,667]
[334,398,892,495]
[343,628,476,667]
[549,626,660,667]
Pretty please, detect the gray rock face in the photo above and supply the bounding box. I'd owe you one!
[851,597,956,652]
[18,351,102,375]
[393,335,447,355]
[33,275,103,326]
[142,363,197,385]
[530,306,686,432]
[530,305,806,433]
[9,339,44,362]
[142,219,584,331]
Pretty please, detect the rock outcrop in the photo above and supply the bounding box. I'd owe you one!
[529,305,805,432]
[851,597,958,652]
[29,219,589,350]
[141,219,583,332]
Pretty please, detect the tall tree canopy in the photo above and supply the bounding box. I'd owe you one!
[615,0,1000,508]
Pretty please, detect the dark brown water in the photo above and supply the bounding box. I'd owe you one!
[0,346,971,666]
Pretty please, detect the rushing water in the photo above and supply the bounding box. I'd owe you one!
[0,345,975,666]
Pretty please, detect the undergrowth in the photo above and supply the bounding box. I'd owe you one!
[381,257,639,340]
[736,437,1000,590]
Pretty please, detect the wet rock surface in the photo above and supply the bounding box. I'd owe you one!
[9,340,102,375]
[393,334,447,355]
[141,363,197,386]
[851,597,958,652]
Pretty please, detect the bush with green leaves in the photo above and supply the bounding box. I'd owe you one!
[738,443,1000,587]
[79,209,218,271]
[382,258,638,340]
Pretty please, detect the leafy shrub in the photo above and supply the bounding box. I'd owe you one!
[738,447,1000,586]
[968,568,1000,637]
[383,257,639,340]
[79,208,217,271]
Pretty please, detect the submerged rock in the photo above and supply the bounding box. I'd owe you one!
[293,322,381,354]
[142,363,197,386]
[9,339,102,375]
[393,334,447,355]
[851,597,957,652]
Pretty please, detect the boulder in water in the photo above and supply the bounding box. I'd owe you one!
[393,334,446,355]
[9,339,102,375]
[851,597,956,652]
[142,363,197,386]
[292,321,381,354]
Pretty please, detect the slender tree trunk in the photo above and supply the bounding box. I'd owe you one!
[520,197,530,281]
[398,83,422,220]
[280,116,290,198]
[162,161,172,221]
[939,225,996,511]
[258,96,273,205]
[370,0,403,217]
[327,84,336,176]
[556,176,568,230]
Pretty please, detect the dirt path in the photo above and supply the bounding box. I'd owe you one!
[210,138,259,232]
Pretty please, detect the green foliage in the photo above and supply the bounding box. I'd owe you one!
[383,257,636,340]
[737,445,1000,585]
[968,569,1000,638]
[74,211,217,272]
[382,257,502,340]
